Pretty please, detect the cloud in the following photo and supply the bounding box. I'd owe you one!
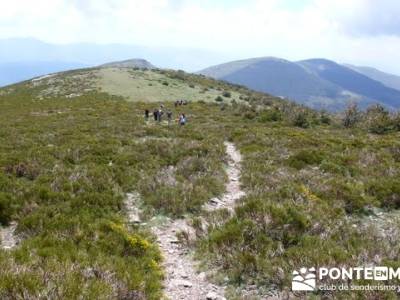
[0,0,330,46]
[0,0,400,73]
[315,0,400,37]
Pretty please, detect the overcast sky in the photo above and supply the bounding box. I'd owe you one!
[1,0,400,73]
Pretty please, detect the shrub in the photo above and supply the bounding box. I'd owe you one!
[258,109,282,122]
[365,104,392,134]
[342,102,360,128]
[162,81,169,86]
[367,179,400,209]
[244,111,257,120]
[5,162,40,180]
[320,112,331,125]
[287,150,324,170]
[0,193,14,225]
[223,91,231,98]
[215,96,224,102]
[261,97,273,106]
[390,146,400,162]
[330,181,370,213]
[392,113,400,131]
[292,111,310,128]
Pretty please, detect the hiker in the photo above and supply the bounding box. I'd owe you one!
[158,109,163,122]
[179,113,186,126]
[167,110,172,125]
[153,109,159,121]
[144,109,149,121]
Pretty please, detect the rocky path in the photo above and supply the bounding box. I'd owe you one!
[154,142,244,300]
[124,192,142,224]
[204,142,245,212]
[0,222,18,250]
[124,142,244,299]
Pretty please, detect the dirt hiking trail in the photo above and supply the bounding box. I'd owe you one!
[124,142,244,299]
[154,142,244,300]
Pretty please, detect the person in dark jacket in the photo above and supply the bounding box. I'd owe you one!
[167,110,172,125]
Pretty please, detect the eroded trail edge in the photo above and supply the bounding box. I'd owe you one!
[154,142,244,300]
[0,222,18,250]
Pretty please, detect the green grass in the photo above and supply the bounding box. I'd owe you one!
[197,117,400,299]
[0,85,231,298]
[30,67,245,104]
[1,67,400,299]
[98,68,247,103]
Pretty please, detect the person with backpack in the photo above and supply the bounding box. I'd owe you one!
[153,109,159,121]
[158,109,163,122]
[179,113,186,126]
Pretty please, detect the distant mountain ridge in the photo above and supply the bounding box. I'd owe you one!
[298,59,400,110]
[100,59,155,69]
[199,57,400,111]
[345,64,400,92]
[0,38,227,71]
[0,38,230,86]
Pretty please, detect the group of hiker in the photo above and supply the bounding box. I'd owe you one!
[144,103,186,126]
[174,100,188,107]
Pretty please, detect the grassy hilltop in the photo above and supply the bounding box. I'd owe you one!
[0,67,400,299]
[28,67,245,103]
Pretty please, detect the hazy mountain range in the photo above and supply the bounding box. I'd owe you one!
[199,57,400,111]
[345,64,400,92]
[0,38,227,86]
[1,38,400,111]
[0,61,88,87]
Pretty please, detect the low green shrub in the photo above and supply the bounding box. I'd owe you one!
[223,91,231,98]
[367,179,400,209]
[0,193,14,225]
[258,109,282,122]
[292,111,310,128]
[287,150,324,169]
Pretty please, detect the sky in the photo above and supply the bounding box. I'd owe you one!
[1,0,400,73]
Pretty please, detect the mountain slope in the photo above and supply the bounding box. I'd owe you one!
[299,59,400,109]
[199,57,354,111]
[28,66,246,104]
[214,57,341,100]
[345,64,400,91]
[199,57,400,111]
